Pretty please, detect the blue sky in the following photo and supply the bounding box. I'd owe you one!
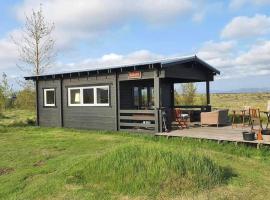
[0,0,270,92]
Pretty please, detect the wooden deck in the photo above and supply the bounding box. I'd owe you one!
[155,125,270,148]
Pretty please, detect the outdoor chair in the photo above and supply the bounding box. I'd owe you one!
[173,108,190,129]
[249,108,262,130]
[201,109,229,127]
[261,101,270,129]
[232,106,251,128]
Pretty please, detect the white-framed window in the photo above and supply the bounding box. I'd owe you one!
[44,88,56,107]
[68,85,109,106]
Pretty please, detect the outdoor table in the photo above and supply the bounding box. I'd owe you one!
[232,109,250,128]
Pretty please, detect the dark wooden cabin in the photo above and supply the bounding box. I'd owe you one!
[25,55,220,133]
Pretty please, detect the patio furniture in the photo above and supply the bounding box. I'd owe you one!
[201,109,229,127]
[262,112,270,129]
[174,108,190,129]
[249,108,262,130]
[232,107,251,128]
[260,100,270,129]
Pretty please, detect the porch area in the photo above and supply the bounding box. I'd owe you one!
[155,125,270,148]
[116,56,219,133]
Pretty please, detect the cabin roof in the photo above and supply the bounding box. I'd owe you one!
[25,55,220,80]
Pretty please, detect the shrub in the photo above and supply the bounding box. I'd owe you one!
[15,88,36,110]
[26,118,36,126]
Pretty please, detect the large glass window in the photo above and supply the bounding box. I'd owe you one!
[149,87,155,108]
[141,87,148,108]
[83,88,94,104]
[70,89,81,105]
[97,87,109,104]
[68,86,109,106]
[133,87,139,107]
[133,86,155,109]
[44,88,55,107]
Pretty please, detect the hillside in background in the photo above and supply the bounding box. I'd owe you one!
[212,87,270,94]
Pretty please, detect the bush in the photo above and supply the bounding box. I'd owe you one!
[15,88,36,110]
[26,118,36,126]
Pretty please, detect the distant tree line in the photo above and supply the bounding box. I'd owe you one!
[0,73,35,113]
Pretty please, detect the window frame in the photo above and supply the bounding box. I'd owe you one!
[43,88,56,107]
[68,85,110,107]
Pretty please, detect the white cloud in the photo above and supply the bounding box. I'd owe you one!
[229,0,270,9]
[197,40,270,79]
[221,14,270,39]
[197,40,236,60]
[54,50,165,73]
[235,41,270,66]
[0,37,18,70]
[15,0,195,49]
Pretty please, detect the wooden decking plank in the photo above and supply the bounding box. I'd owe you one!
[155,126,270,146]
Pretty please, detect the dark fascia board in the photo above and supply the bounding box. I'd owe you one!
[24,63,161,81]
[24,55,220,80]
[161,55,220,75]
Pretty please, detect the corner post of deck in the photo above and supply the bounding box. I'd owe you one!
[154,68,161,132]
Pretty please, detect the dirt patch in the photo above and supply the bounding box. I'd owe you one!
[0,167,14,176]
[33,160,46,167]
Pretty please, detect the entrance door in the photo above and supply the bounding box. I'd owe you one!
[133,86,154,109]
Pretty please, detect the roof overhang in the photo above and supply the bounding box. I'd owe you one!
[25,55,220,81]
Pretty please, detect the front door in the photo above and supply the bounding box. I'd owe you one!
[133,86,154,109]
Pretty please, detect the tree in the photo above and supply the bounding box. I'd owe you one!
[181,83,197,105]
[13,5,56,76]
[0,73,13,109]
[0,88,5,113]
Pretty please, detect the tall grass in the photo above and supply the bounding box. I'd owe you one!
[67,144,232,198]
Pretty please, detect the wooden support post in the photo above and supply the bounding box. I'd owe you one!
[159,109,163,132]
[116,74,120,131]
[206,81,210,105]
[171,83,174,107]
[60,78,64,127]
[154,70,161,133]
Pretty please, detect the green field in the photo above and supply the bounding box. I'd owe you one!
[1,109,270,199]
[211,93,270,111]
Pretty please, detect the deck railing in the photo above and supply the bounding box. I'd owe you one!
[118,109,159,132]
[174,105,211,112]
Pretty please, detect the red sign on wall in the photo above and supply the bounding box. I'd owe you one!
[128,71,141,79]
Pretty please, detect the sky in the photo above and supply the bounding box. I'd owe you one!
[0,0,270,92]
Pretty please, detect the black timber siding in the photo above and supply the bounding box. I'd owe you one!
[164,63,213,81]
[38,80,62,127]
[118,69,164,81]
[62,75,117,131]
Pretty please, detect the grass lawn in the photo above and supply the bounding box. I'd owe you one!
[1,110,270,199]
[211,93,270,111]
